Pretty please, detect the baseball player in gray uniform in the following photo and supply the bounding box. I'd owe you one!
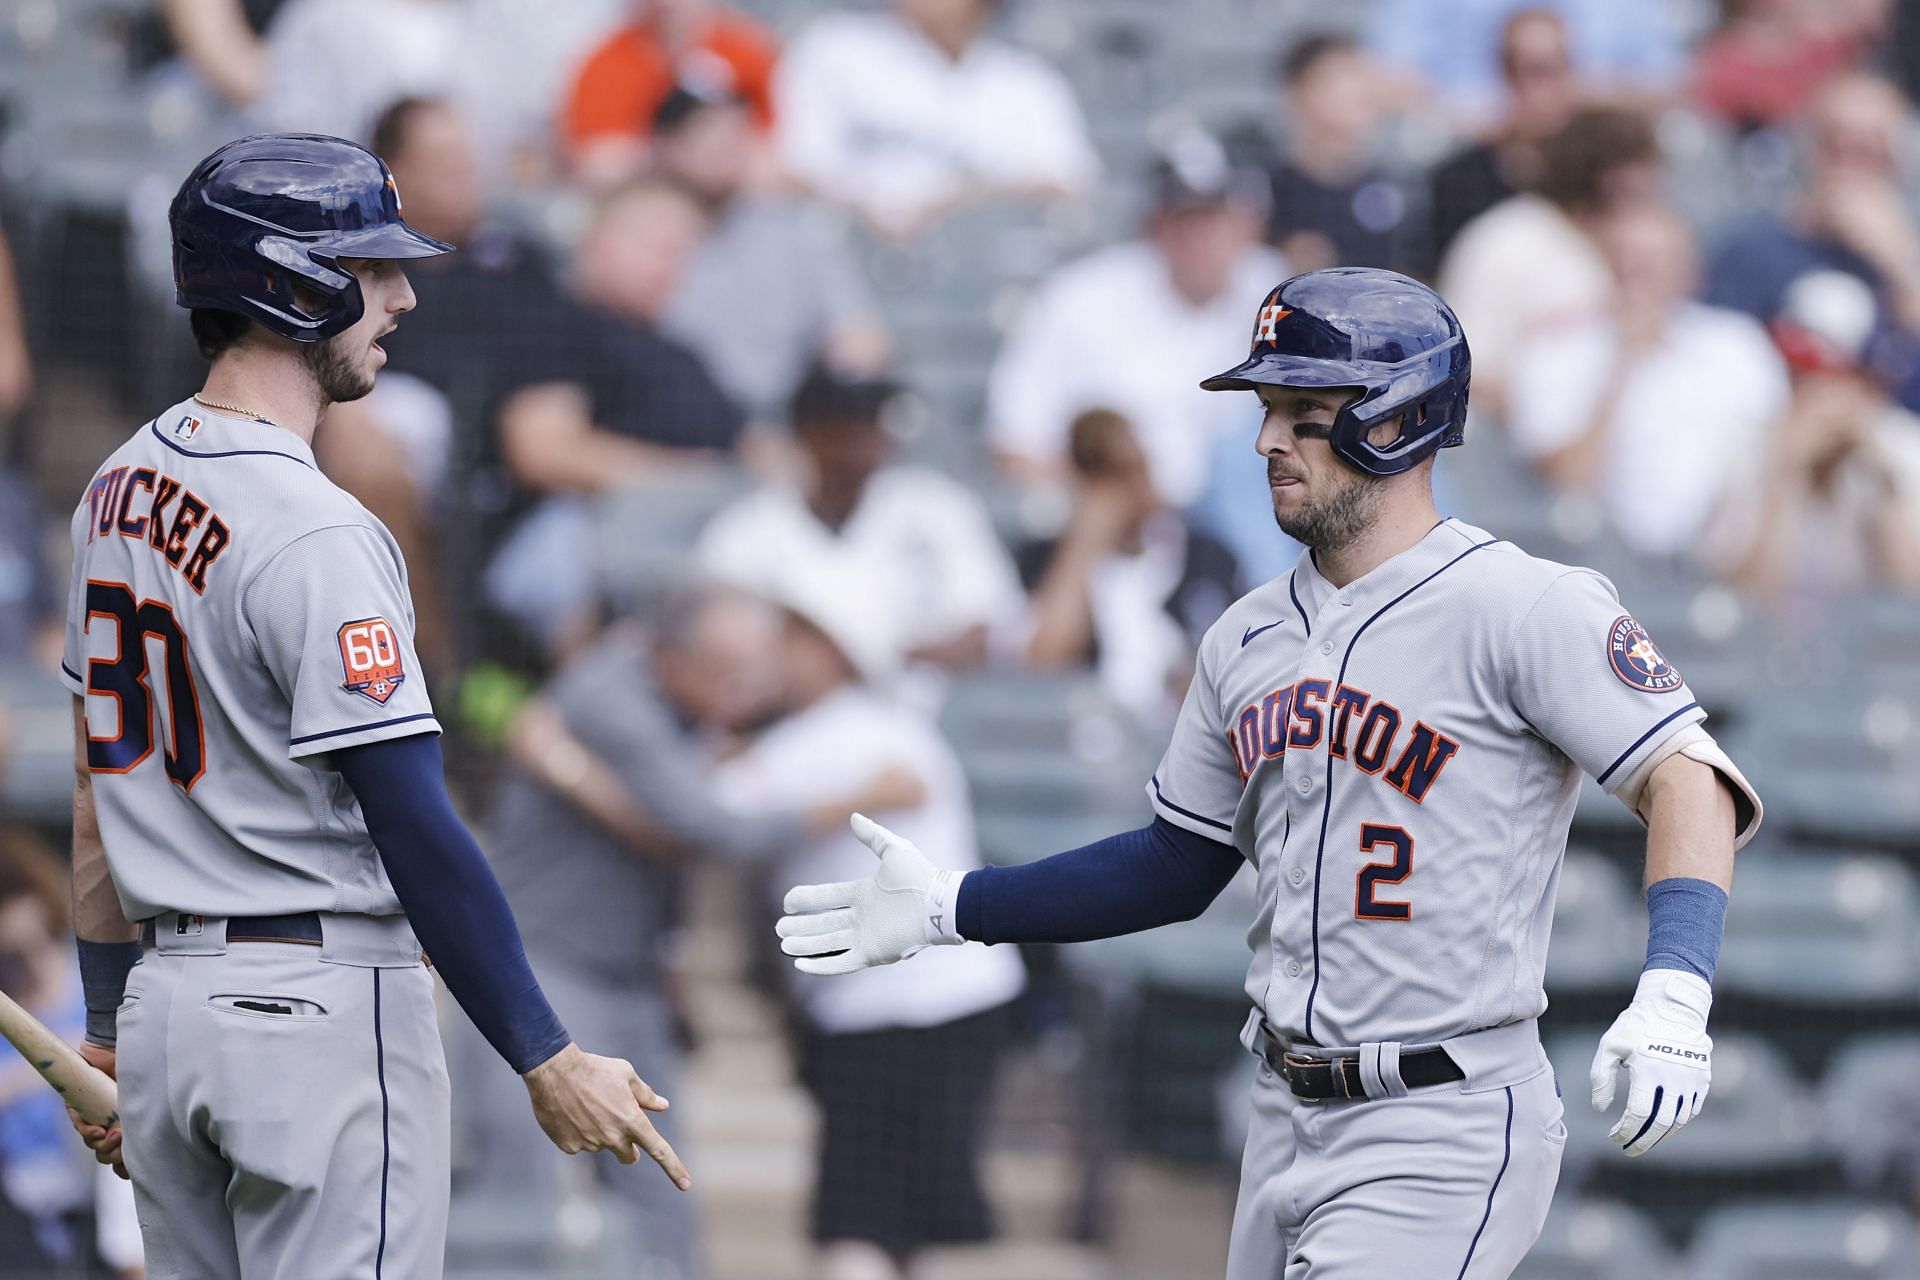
[62,134,688,1279]
[775,268,1763,1278]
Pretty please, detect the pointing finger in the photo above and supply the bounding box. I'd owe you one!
[631,1120,691,1190]
[783,881,859,915]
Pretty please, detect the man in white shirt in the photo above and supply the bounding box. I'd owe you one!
[1508,201,1790,558]
[775,0,1099,237]
[1438,104,1661,413]
[987,132,1286,507]
[697,364,1022,673]
[715,564,1025,1280]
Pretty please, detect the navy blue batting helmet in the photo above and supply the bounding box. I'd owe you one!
[170,133,452,344]
[1201,267,1470,477]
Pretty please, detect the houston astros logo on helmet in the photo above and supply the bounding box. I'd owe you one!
[1607,615,1682,692]
[1255,302,1292,344]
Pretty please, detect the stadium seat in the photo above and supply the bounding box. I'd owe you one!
[1511,1198,1678,1280]
[1747,686,1920,851]
[1686,1199,1920,1280]
[1821,1033,1920,1198]
[1716,851,1919,1001]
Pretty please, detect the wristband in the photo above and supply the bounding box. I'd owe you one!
[925,869,966,946]
[77,939,142,1047]
[1643,876,1728,984]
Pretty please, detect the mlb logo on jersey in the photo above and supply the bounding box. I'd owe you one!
[338,616,407,705]
[1607,615,1683,693]
[172,415,203,441]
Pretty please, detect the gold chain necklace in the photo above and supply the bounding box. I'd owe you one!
[192,393,272,422]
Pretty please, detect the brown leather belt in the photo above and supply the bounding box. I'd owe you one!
[1261,1025,1465,1102]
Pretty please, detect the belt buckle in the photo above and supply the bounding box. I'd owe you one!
[1279,1051,1326,1101]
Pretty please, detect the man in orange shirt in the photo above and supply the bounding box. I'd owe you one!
[563,0,779,187]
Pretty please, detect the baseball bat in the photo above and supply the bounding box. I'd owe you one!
[0,988,119,1126]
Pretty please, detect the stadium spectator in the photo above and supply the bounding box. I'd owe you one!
[563,0,780,190]
[1019,409,1240,725]
[256,0,461,142]
[0,472,59,670]
[1704,269,1920,601]
[715,565,1025,1280]
[697,364,1020,679]
[488,178,743,657]
[0,829,141,1278]
[453,585,922,1280]
[775,0,1099,238]
[987,132,1283,506]
[1691,0,1884,133]
[0,230,30,430]
[1703,71,1920,412]
[1262,32,1421,274]
[1438,103,1661,412]
[1425,8,1581,274]
[1364,0,1688,126]
[1507,202,1790,558]
[652,84,889,421]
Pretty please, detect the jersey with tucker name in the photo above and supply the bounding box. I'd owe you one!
[60,401,439,921]
[1149,518,1709,1050]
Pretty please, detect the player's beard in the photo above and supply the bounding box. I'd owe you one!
[1273,466,1387,553]
[300,332,376,405]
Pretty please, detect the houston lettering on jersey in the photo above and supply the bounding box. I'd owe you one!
[84,465,233,595]
[1225,679,1461,804]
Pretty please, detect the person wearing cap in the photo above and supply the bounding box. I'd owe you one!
[713,564,1025,1280]
[696,361,1022,678]
[987,130,1286,507]
[1703,269,1920,602]
[1506,201,1790,558]
[652,84,890,421]
[451,581,927,1277]
[774,0,1099,237]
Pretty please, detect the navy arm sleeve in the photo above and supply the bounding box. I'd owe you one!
[957,816,1243,945]
[334,734,571,1075]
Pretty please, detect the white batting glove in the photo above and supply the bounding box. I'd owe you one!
[774,814,966,976]
[1590,968,1714,1157]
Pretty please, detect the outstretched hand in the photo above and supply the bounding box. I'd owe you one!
[775,814,964,975]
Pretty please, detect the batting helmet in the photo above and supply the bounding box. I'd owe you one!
[1200,267,1470,477]
[170,133,452,344]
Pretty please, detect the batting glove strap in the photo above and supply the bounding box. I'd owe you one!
[1590,968,1714,1158]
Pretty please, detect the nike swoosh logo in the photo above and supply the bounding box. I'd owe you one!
[1242,620,1285,647]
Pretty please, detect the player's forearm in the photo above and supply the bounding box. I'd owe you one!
[335,734,572,1075]
[1641,753,1736,892]
[956,817,1242,944]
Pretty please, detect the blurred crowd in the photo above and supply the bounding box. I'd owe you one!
[3,0,1920,1277]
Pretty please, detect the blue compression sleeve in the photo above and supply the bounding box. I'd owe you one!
[334,734,571,1074]
[1643,876,1729,983]
[957,816,1243,944]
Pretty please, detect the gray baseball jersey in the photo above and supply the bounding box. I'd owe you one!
[1149,517,1740,1051]
[60,399,440,920]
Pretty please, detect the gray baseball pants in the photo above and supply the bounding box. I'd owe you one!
[1225,1018,1564,1279]
[116,913,450,1280]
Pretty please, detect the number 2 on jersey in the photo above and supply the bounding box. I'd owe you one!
[84,580,206,791]
[1354,824,1413,921]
